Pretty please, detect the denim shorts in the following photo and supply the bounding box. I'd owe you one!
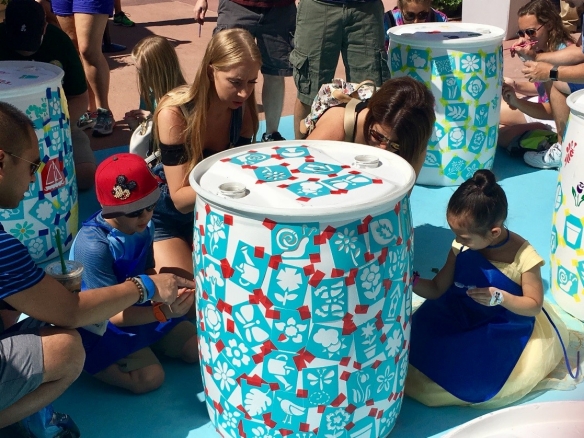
[291,0,389,105]
[215,0,296,76]
[52,0,114,16]
[151,164,194,245]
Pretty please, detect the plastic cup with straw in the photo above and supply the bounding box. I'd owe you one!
[55,229,67,274]
[44,229,84,293]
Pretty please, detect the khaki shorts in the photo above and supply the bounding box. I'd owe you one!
[116,320,197,373]
[291,0,389,105]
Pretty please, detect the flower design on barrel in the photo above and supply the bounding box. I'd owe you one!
[388,23,505,186]
[191,142,415,437]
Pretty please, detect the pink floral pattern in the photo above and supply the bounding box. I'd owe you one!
[565,140,577,165]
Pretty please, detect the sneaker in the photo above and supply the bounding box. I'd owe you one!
[523,142,562,169]
[76,111,96,130]
[92,108,115,137]
[261,131,285,142]
[19,405,80,438]
[113,11,135,27]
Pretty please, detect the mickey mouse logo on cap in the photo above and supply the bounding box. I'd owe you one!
[112,175,137,201]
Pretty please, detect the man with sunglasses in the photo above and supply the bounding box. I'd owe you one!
[68,153,198,393]
[517,0,584,168]
[0,102,195,434]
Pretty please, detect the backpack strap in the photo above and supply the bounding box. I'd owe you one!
[179,104,189,119]
[343,98,361,143]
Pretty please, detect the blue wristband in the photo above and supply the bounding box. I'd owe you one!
[137,274,156,301]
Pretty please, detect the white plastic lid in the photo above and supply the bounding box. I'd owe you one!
[388,22,505,49]
[567,89,584,116]
[0,61,64,97]
[189,140,415,221]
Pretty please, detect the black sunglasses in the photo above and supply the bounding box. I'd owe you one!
[402,10,430,22]
[125,203,156,218]
[5,151,41,176]
[517,24,544,38]
[369,129,400,151]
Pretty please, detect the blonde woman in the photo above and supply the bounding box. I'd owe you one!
[125,36,187,132]
[151,28,261,281]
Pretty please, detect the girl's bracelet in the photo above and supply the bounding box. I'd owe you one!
[489,289,504,306]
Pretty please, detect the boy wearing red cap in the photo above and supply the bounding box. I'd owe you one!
[70,153,198,393]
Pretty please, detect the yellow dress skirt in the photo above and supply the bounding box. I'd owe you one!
[405,242,570,409]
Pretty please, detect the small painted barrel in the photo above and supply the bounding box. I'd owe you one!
[190,140,415,437]
[0,61,78,263]
[551,90,584,320]
[389,23,505,186]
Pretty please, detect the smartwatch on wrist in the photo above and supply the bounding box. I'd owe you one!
[152,302,168,322]
[550,65,559,81]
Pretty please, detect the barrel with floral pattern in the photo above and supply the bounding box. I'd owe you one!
[0,61,78,262]
[190,140,415,437]
[388,23,505,186]
[551,90,584,320]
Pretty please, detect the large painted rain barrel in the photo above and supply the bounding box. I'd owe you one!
[0,61,78,262]
[190,140,416,437]
[551,89,584,320]
[389,23,505,186]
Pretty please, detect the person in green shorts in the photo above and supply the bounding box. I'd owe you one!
[291,0,390,139]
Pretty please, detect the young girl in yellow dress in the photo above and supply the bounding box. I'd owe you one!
[407,169,570,408]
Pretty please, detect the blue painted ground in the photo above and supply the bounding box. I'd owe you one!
[53,117,584,437]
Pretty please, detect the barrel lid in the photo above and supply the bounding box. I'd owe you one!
[567,89,584,115]
[388,22,505,49]
[0,61,64,98]
[189,140,415,220]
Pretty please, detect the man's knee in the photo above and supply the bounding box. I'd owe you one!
[40,328,84,384]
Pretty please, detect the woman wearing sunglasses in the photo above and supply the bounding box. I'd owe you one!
[306,77,436,179]
[384,0,448,49]
[499,0,575,160]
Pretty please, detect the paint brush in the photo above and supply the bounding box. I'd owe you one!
[504,40,537,51]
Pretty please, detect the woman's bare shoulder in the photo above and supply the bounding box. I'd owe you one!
[307,107,346,141]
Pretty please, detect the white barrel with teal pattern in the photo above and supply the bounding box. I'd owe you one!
[0,61,78,262]
[551,89,584,320]
[190,140,415,437]
[389,23,505,186]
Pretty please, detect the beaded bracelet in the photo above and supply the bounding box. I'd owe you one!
[128,277,146,304]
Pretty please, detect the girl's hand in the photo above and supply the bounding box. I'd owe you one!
[467,286,503,307]
[164,289,195,319]
[125,109,152,131]
[502,83,519,109]
[503,76,516,89]
[511,39,537,61]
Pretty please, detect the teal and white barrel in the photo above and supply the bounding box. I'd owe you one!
[0,61,78,262]
[551,90,584,320]
[190,140,415,437]
[389,23,505,186]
